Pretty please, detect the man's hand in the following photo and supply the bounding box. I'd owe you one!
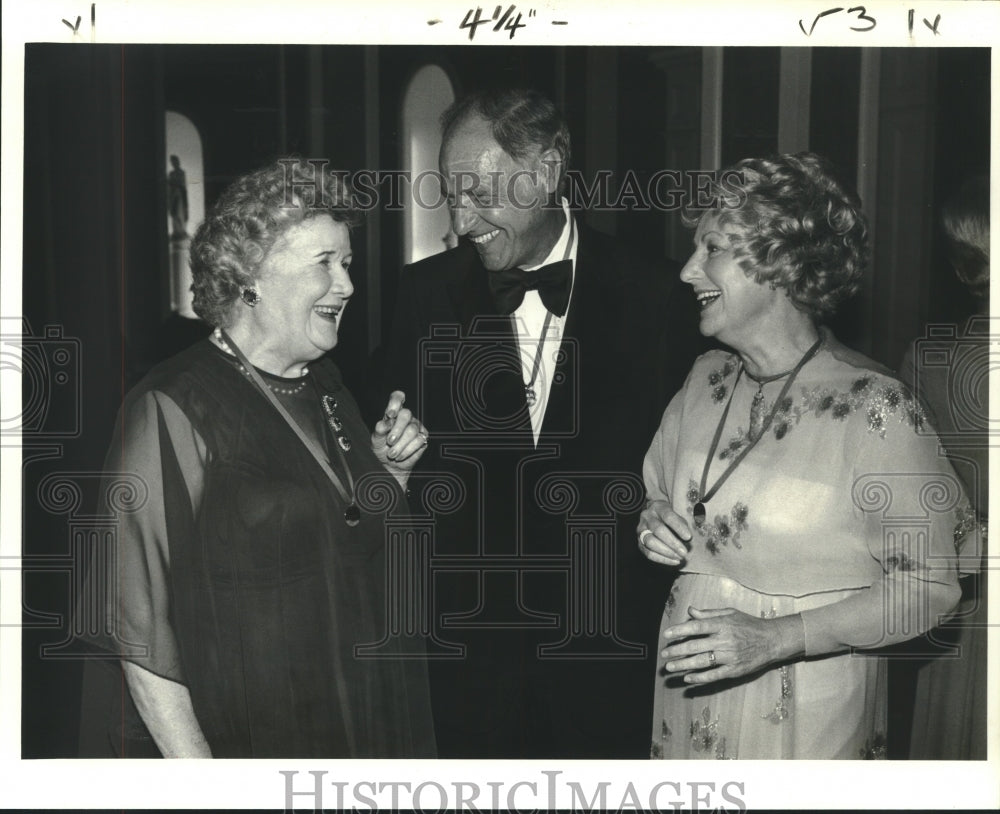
[371,390,428,487]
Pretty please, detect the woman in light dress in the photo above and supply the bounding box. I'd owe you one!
[638,153,976,759]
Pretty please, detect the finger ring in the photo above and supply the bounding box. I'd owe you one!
[638,529,654,547]
[418,430,429,444]
[707,651,717,667]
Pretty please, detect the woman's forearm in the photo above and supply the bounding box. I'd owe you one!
[799,578,960,657]
[771,613,806,663]
[122,661,213,758]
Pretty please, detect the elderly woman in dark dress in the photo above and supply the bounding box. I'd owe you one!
[80,159,436,757]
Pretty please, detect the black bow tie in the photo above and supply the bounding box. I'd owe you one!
[487,259,572,317]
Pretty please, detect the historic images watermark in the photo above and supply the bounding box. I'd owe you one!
[280,769,748,812]
[278,157,749,214]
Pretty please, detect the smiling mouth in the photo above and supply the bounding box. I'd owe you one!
[695,290,722,309]
[314,304,342,322]
[470,229,500,245]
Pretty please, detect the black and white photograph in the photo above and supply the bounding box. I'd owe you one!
[1,0,996,810]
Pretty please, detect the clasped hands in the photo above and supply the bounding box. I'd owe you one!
[637,498,805,685]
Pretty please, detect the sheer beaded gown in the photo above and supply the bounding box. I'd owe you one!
[644,331,975,760]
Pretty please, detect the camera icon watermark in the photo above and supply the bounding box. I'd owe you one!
[1,317,81,439]
[908,316,998,440]
[416,318,579,441]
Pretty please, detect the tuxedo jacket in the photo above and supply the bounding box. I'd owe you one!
[383,221,706,757]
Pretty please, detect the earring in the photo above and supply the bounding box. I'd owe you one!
[768,281,778,291]
[240,287,261,307]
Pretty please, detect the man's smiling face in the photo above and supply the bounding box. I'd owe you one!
[440,115,557,272]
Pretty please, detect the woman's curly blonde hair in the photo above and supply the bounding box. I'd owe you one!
[685,152,869,321]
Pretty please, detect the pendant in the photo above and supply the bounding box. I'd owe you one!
[749,386,766,441]
[525,385,537,407]
[693,501,706,526]
[344,504,361,527]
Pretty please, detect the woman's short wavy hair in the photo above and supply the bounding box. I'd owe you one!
[685,152,869,321]
[190,159,363,328]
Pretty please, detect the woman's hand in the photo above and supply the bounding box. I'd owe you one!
[371,390,428,487]
[660,607,805,685]
[637,498,692,566]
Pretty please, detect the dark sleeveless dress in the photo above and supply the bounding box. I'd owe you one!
[78,340,436,758]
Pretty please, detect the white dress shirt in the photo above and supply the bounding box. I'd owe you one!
[511,198,578,445]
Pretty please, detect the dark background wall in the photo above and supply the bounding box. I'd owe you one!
[19,43,989,757]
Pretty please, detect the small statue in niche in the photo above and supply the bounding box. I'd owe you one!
[168,154,189,238]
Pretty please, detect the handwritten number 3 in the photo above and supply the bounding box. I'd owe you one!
[847,5,876,32]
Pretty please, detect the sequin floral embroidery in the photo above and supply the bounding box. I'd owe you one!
[719,375,926,453]
[664,583,679,620]
[759,609,793,723]
[649,718,673,759]
[718,428,749,461]
[953,505,982,549]
[707,359,737,403]
[686,482,750,555]
[686,483,701,506]
[690,707,727,758]
[801,378,924,437]
[860,732,887,759]
[762,666,793,723]
[885,551,924,573]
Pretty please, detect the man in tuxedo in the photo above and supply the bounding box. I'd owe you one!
[383,88,704,758]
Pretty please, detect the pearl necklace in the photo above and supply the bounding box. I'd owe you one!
[212,327,309,395]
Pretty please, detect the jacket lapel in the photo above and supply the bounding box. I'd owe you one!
[539,224,612,443]
[445,243,497,330]
[445,244,531,434]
